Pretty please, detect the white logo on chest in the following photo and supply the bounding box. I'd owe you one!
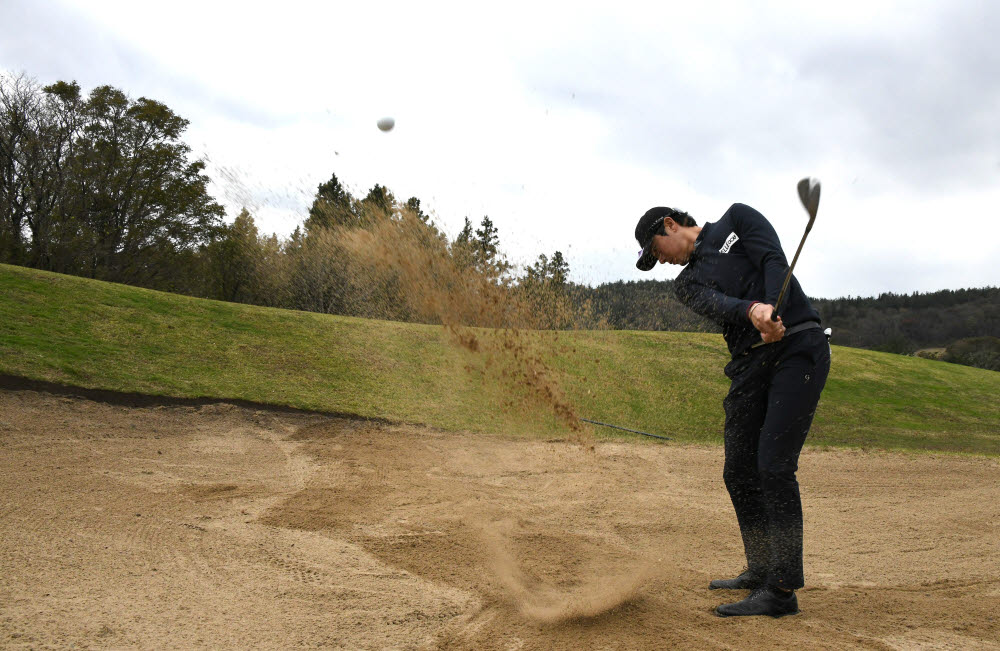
[720,231,739,253]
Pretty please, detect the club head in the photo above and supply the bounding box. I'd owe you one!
[797,177,821,220]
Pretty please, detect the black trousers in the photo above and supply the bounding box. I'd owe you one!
[722,327,830,590]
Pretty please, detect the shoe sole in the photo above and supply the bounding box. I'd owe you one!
[715,608,800,618]
[708,584,763,590]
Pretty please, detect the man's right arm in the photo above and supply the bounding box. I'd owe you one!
[673,274,755,326]
[675,275,786,342]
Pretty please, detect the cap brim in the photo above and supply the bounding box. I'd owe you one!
[636,243,657,271]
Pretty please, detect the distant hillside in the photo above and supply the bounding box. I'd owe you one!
[575,280,999,366]
[810,288,1000,353]
[569,279,719,332]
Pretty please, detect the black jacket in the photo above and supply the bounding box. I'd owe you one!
[673,203,821,358]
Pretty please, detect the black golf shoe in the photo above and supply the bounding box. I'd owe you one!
[715,587,799,618]
[708,569,765,590]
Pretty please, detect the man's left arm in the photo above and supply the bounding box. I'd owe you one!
[728,203,790,305]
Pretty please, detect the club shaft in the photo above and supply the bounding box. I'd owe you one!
[579,418,671,441]
[771,217,815,320]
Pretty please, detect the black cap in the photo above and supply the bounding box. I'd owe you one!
[634,207,673,271]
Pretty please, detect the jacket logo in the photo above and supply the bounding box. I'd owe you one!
[720,231,739,253]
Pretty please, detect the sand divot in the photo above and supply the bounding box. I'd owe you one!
[480,522,652,624]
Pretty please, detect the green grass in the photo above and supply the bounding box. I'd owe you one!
[2,263,998,455]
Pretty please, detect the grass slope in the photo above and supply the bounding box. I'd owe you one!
[2,263,997,455]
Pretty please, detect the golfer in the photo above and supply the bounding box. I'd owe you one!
[634,203,830,618]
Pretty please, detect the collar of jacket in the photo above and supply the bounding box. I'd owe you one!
[689,228,706,262]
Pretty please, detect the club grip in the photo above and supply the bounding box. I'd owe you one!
[771,288,789,321]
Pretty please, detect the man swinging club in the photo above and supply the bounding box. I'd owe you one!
[634,197,830,618]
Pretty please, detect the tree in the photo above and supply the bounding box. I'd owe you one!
[943,336,1000,372]
[358,183,394,223]
[0,74,224,287]
[0,73,80,266]
[474,215,500,266]
[404,196,428,223]
[450,216,476,269]
[65,84,224,283]
[23,80,85,272]
[400,195,447,249]
[517,250,576,329]
[304,172,355,232]
[453,217,474,248]
[204,208,262,303]
[524,250,569,287]
[524,253,549,284]
[549,251,569,285]
[449,215,510,280]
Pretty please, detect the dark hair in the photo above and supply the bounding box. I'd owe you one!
[644,208,698,240]
[664,208,697,228]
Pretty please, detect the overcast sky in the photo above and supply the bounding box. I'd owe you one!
[2,0,998,297]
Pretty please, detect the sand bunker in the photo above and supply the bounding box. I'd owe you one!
[2,386,999,649]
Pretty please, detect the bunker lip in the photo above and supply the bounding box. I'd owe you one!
[0,372,403,424]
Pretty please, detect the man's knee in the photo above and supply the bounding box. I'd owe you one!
[757,456,798,489]
[723,460,758,491]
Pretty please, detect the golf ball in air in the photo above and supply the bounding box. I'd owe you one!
[377,117,395,132]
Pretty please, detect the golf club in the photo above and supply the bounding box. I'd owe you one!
[579,418,672,441]
[771,177,821,320]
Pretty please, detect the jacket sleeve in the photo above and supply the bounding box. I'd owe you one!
[674,273,754,325]
[727,203,789,304]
